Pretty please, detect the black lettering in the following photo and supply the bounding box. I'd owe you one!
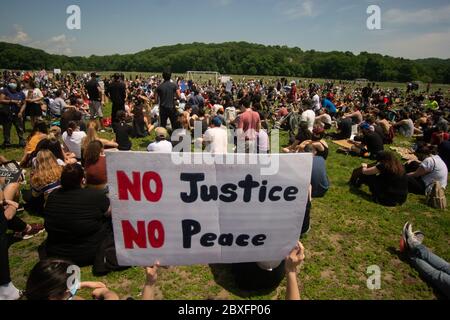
[284,187,299,201]
[259,180,268,202]
[268,186,283,201]
[236,234,250,247]
[219,184,238,202]
[238,175,260,203]
[200,185,218,201]
[252,234,267,246]
[180,173,205,203]
[200,233,218,247]
[181,220,201,249]
[218,234,234,246]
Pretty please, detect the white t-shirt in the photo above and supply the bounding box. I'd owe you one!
[301,110,316,132]
[421,155,448,189]
[147,140,173,153]
[62,130,86,159]
[312,94,321,112]
[23,88,43,100]
[204,127,228,154]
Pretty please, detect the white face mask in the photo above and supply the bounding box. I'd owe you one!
[8,83,17,90]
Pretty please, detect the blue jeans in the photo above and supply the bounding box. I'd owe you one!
[409,245,450,298]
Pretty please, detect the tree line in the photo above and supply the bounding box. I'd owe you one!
[1,41,449,84]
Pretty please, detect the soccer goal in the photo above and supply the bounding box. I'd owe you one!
[186,71,220,84]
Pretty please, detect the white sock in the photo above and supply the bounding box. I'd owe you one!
[0,282,21,300]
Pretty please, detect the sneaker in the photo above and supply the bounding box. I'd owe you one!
[2,142,12,149]
[100,129,106,133]
[14,224,45,240]
[399,222,410,253]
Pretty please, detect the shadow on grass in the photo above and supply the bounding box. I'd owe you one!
[209,263,284,299]
[387,246,447,300]
[348,186,374,203]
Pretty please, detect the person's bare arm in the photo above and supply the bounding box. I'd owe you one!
[361,163,380,176]
[3,199,19,221]
[91,288,120,300]
[0,93,11,105]
[285,242,305,301]
[408,166,429,178]
[142,263,159,300]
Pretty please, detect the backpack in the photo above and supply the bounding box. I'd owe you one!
[426,180,447,210]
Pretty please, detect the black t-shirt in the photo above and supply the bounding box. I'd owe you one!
[338,118,353,139]
[106,80,126,106]
[362,131,384,156]
[44,188,110,265]
[112,121,132,151]
[85,79,101,101]
[157,81,178,110]
[375,163,409,204]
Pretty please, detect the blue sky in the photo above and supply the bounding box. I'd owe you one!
[0,0,449,59]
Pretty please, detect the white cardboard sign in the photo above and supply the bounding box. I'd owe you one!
[106,152,312,266]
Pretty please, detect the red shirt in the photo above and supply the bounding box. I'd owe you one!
[238,109,261,141]
[431,132,449,146]
[85,155,107,186]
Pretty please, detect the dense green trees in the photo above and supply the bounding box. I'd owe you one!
[1,41,449,83]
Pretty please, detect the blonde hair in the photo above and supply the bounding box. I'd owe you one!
[82,121,100,151]
[31,150,62,189]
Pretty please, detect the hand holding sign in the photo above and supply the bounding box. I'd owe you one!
[106,152,312,267]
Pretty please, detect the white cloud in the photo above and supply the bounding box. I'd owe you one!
[0,25,31,44]
[368,30,450,59]
[0,25,75,55]
[30,34,75,55]
[282,0,316,19]
[385,4,450,26]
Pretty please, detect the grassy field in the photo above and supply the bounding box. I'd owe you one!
[1,103,449,300]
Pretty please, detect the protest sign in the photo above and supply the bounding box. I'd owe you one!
[0,161,22,185]
[106,152,312,266]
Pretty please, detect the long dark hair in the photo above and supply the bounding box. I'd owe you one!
[378,151,405,176]
[34,137,65,162]
[25,259,73,300]
[27,120,48,142]
[84,140,103,167]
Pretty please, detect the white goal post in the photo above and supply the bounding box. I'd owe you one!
[186,71,220,84]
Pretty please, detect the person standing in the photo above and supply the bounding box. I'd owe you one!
[155,70,180,131]
[106,73,126,123]
[0,78,26,148]
[85,73,104,130]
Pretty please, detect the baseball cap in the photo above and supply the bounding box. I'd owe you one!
[155,127,168,139]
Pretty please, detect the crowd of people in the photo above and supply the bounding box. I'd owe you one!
[0,68,449,300]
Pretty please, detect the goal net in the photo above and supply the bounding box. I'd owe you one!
[186,71,220,84]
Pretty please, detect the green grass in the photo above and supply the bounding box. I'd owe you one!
[1,103,449,300]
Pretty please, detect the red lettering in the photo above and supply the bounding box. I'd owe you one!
[117,171,141,201]
[122,220,146,249]
[148,220,165,248]
[142,172,163,202]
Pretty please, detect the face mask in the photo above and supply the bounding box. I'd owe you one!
[8,83,17,90]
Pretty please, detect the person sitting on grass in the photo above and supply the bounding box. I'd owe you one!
[81,121,118,155]
[345,122,384,159]
[23,258,160,300]
[400,222,449,298]
[24,150,62,215]
[20,120,48,167]
[33,136,77,167]
[282,122,312,153]
[84,140,108,191]
[1,189,44,300]
[147,128,173,153]
[349,151,408,207]
[112,110,133,151]
[406,145,448,195]
[296,127,329,160]
[40,163,111,268]
[62,121,87,161]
